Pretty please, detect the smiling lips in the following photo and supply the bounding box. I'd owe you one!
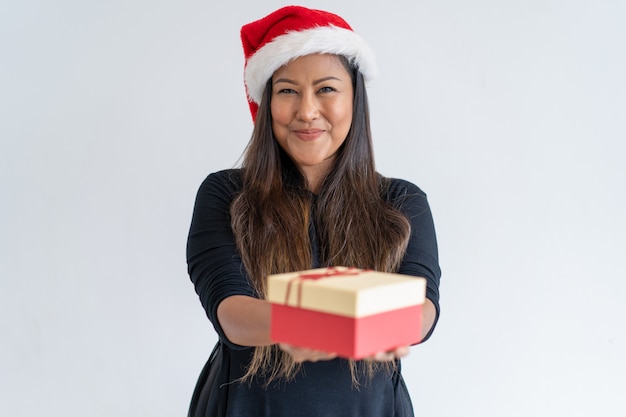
[293,129,325,141]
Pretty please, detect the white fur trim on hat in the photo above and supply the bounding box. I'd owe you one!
[244,25,377,104]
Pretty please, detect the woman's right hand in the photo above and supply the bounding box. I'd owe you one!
[278,343,338,363]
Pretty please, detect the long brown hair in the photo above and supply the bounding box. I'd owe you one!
[231,56,411,384]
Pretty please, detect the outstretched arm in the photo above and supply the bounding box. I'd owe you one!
[216,295,273,347]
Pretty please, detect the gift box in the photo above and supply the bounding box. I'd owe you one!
[267,267,426,359]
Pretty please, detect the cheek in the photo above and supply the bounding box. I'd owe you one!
[271,100,290,125]
[335,103,353,131]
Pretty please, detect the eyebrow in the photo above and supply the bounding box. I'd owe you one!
[273,76,342,85]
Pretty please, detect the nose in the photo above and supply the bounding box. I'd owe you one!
[296,92,319,122]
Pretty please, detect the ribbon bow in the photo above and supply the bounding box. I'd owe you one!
[284,267,362,306]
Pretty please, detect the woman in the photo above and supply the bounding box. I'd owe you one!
[186,6,441,416]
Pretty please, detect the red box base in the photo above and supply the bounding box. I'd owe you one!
[270,304,422,359]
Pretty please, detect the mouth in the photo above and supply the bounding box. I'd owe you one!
[293,129,325,141]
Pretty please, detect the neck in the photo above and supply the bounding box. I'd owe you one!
[300,165,330,194]
[298,157,336,194]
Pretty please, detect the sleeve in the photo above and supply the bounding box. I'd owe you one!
[389,179,442,343]
[186,171,256,349]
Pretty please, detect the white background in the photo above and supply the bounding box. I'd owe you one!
[1,1,625,416]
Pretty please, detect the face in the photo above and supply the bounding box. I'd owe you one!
[271,54,353,184]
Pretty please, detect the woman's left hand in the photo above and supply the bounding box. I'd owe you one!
[368,345,410,362]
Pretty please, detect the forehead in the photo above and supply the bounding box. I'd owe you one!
[272,54,350,79]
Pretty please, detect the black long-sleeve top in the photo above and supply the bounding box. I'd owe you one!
[186,169,441,417]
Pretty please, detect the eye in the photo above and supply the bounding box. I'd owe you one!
[277,88,297,95]
[318,86,336,93]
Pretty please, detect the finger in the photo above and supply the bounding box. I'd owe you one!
[301,350,337,363]
[373,351,396,361]
[370,346,411,362]
[393,346,410,358]
[279,343,337,362]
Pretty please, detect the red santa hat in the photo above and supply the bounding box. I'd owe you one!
[240,5,377,121]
